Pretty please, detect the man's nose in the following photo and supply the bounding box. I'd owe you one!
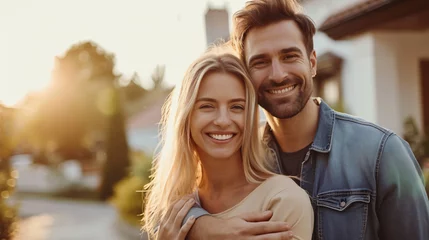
[269,59,286,83]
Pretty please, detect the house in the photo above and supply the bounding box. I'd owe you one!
[205,6,230,45]
[300,0,429,136]
[126,89,171,154]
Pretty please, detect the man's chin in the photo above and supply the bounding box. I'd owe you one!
[261,102,302,119]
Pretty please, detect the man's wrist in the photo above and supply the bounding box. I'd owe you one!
[188,215,219,240]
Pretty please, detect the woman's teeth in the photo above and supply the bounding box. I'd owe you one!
[209,134,233,140]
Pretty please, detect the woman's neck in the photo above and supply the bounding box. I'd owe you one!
[197,151,258,213]
[198,151,247,193]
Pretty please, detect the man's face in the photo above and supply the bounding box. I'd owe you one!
[244,20,317,119]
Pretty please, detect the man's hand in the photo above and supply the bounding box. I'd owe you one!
[187,211,293,240]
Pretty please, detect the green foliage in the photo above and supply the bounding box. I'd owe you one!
[403,116,429,167]
[23,41,118,164]
[330,100,348,114]
[0,166,19,240]
[110,151,152,226]
[110,176,147,226]
[0,106,19,239]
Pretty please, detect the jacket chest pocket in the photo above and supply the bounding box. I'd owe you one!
[316,190,371,240]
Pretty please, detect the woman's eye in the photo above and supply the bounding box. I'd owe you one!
[232,105,245,110]
[199,104,213,109]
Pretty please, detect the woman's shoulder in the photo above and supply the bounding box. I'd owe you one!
[263,175,300,190]
[260,175,309,203]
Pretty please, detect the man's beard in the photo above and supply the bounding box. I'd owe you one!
[258,74,312,119]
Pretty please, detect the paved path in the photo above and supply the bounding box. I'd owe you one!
[14,195,145,240]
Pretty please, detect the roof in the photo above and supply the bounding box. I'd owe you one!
[320,0,391,31]
[319,0,429,40]
[126,90,171,130]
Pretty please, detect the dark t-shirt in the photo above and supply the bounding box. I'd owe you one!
[276,141,312,185]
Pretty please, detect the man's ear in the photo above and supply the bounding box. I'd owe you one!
[310,50,317,77]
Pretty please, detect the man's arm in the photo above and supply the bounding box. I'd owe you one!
[182,206,210,226]
[184,210,293,240]
[377,134,429,239]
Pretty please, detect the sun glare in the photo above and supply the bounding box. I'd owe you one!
[0,88,27,107]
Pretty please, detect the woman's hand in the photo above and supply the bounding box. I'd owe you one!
[157,197,197,240]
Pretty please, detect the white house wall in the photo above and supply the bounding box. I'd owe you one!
[374,30,429,134]
[373,33,402,134]
[301,0,379,122]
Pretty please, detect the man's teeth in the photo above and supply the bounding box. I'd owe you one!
[209,134,233,140]
[269,85,296,94]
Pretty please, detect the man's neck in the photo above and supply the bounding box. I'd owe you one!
[266,98,320,153]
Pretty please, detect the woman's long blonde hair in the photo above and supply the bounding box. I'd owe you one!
[143,43,275,237]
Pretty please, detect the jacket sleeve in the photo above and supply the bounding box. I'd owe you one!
[266,188,314,240]
[377,133,429,239]
[181,206,210,227]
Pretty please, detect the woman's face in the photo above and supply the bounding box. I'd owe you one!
[190,71,246,161]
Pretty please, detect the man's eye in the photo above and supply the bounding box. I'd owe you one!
[283,55,298,61]
[252,61,268,68]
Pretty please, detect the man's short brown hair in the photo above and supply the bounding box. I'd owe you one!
[231,0,316,60]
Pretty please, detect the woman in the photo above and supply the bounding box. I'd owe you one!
[143,44,313,240]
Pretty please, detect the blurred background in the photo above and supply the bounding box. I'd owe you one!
[0,0,428,239]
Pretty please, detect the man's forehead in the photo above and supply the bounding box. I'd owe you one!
[243,20,305,60]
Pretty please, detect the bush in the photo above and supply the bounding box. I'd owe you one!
[110,175,148,226]
[109,151,152,226]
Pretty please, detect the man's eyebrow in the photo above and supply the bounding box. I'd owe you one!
[248,47,304,64]
[279,47,303,55]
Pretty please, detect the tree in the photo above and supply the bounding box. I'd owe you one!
[0,105,18,239]
[121,73,148,102]
[98,88,130,200]
[151,64,165,90]
[26,41,118,164]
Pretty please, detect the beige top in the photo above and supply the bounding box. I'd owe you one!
[198,175,314,240]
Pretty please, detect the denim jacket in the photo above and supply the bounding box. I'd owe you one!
[261,99,429,240]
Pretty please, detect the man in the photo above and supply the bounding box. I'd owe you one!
[183,0,429,239]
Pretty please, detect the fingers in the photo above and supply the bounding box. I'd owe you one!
[253,231,295,240]
[239,211,273,222]
[177,215,196,240]
[247,221,290,235]
[174,198,195,228]
[164,198,183,220]
[166,197,193,223]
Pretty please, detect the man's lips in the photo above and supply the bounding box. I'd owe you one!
[265,84,297,94]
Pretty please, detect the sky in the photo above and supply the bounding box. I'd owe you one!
[0,0,247,106]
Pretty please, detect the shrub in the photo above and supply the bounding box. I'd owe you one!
[110,151,152,226]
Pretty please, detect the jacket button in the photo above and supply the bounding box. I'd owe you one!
[340,201,346,207]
